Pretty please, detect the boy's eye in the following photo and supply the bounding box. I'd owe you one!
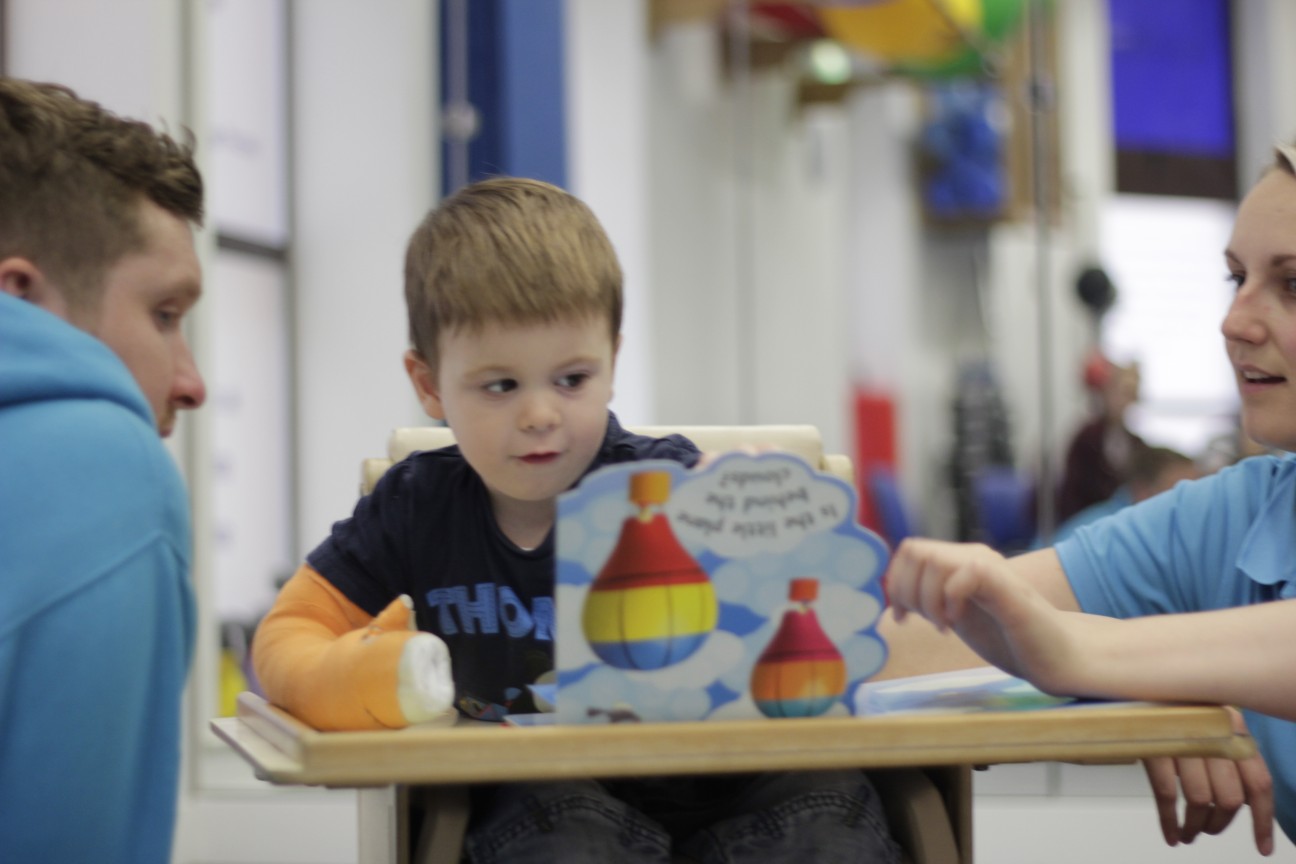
[1225,271,1244,290]
[557,372,590,389]
[154,307,181,329]
[484,379,517,395]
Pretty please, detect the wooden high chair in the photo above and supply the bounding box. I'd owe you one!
[362,424,856,495]
[360,423,971,864]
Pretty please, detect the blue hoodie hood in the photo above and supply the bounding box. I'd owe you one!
[0,290,154,426]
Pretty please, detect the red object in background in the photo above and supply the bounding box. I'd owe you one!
[748,2,826,40]
[853,388,897,533]
[1082,348,1114,392]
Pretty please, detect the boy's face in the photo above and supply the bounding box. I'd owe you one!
[1222,168,1296,452]
[406,315,617,513]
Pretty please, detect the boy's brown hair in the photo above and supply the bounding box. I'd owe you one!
[403,177,622,367]
[0,78,204,313]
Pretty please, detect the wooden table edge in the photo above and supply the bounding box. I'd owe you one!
[209,693,1255,789]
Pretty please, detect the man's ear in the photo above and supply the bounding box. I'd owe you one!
[404,350,447,421]
[0,257,68,316]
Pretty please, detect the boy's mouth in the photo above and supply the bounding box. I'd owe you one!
[519,451,560,465]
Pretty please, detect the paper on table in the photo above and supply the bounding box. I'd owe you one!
[856,666,1131,716]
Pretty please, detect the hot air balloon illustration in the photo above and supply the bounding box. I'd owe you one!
[750,578,847,718]
[582,470,717,670]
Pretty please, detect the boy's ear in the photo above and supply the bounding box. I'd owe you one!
[404,350,447,421]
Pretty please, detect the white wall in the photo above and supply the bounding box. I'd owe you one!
[646,22,744,426]
[290,0,436,557]
[565,0,654,424]
[6,0,186,122]
[646,33,852,454]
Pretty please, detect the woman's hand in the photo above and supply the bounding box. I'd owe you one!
[883,538,1079,693]
[1143,708,1275,856]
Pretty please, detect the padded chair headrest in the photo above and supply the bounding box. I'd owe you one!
[364,424,853,496]
[386,424,826,464]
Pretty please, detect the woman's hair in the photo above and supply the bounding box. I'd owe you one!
[0,78,203,311]
[403,177,622,367]
[1275,141,1296,176]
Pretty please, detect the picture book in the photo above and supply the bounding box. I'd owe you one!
[854,665,1161,715]
[553,450,890,724]
[855,666,1076,715]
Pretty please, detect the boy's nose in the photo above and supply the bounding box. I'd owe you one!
[519,391,559,432]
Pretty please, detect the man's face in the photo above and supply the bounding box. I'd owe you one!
[71,199,206,436]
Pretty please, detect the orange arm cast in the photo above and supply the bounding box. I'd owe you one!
[251,564,416,730]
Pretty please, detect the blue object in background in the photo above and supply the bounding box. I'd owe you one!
[1108,0,1233,158]
[867,465,916,548]
[973,465,1036,553]
[439,0,567,195]
[921,82,1007,220]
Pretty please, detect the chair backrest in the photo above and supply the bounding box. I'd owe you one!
[362,424,854,495]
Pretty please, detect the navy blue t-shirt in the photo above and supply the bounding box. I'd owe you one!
[307,413,700,720]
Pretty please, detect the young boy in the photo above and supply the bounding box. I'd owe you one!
[253,177,898,862]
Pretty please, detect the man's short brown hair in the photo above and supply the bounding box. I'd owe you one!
[403,177,622,367]
[0,78,204,311]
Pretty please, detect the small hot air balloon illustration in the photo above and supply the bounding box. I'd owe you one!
[750,577,847,718]
[582,470,717,670]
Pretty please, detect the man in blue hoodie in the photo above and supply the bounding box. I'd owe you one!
[0,78,206,863]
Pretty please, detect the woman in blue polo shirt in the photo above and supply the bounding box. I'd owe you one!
[884,140,1296,857]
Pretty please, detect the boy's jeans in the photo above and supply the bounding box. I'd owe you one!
[463,770,900,863]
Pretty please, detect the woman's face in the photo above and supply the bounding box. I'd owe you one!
[1222,167,1296,452]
